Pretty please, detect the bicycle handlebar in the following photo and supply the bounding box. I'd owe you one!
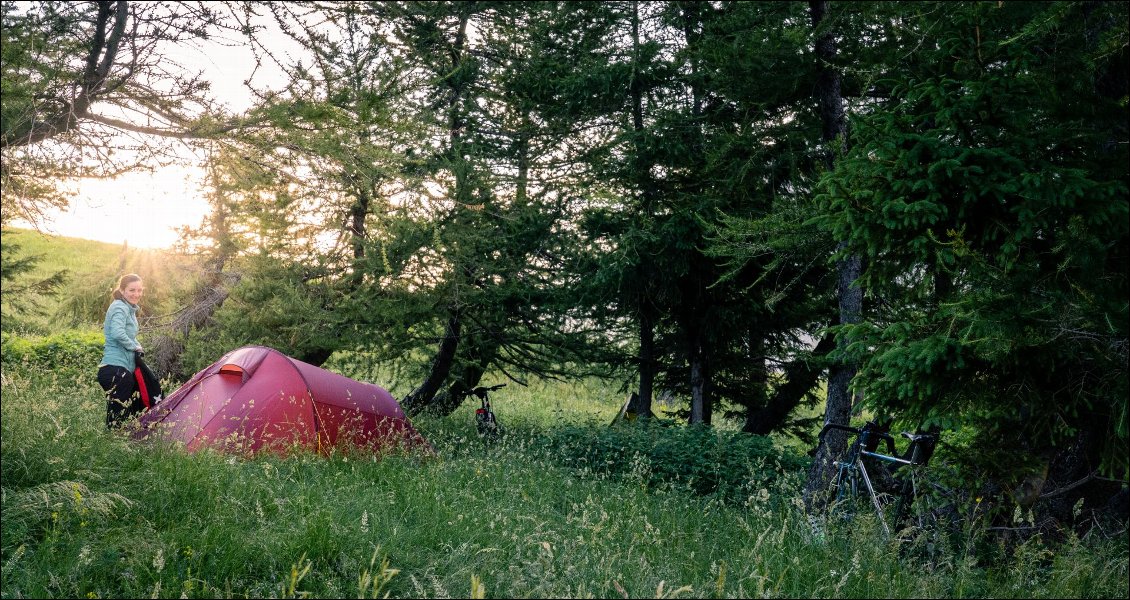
[818,423,859,440]
[818,422,897,455]
[471,383,507,398]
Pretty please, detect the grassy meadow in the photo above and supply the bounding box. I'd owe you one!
[2,227,198,334]
[2,348,1127,599]
[2,232,1127,598]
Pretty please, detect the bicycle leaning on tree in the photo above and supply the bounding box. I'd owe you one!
[819,420,941,537]
[472,383,506,442]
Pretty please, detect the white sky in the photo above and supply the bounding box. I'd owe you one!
[17,16,294,249]
[40,167,212,249]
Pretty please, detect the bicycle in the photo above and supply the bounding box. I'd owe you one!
[818,420,940,537]
[472,383,506,442]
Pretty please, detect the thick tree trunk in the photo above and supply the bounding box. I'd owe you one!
[402,313,462,415]
[402,11,473,417]
[348,188,369,262]
[680,0,712,428]
[741,332,769,432]
[2,1,128,148]
[630,0,660,420]
[430,336,500,417]
[689,356,705,424]
[805,251,862,508]
[689,337,709,425]
[803,0,860,510]
[294,347,334,367]
[144,257,240,380]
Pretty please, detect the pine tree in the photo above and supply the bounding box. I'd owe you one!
[818,1,1128,511]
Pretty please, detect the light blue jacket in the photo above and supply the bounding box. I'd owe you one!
[101,299,140,370]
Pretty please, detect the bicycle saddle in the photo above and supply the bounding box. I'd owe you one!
[899,432,939,466]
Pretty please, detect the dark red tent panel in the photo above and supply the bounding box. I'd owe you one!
[135,346,430,455]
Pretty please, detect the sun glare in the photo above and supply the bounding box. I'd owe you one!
[7,14,302,252]
[28,167,212,250]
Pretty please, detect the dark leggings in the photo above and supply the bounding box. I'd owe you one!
[98,365,142,429]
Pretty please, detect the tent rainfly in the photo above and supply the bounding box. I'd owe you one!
[135,345,430,455]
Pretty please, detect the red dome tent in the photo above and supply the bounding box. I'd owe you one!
[135,346,430,455]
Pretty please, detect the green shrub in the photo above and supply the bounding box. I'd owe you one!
[1,330,104,369]
[541,421,809,504]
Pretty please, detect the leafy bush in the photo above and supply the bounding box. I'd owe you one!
[1,330,104,369]
[541,422,809,504]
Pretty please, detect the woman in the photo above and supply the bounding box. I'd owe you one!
[98,273,145,429]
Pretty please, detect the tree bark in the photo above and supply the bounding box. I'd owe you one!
[402,313,462,415]
[348,188,369,262]
[803,0,860,510]
[402,10,473,416]
[689,336,709,425]
[637,302,657,418]
[681,2,712,427]
[431,334,500,417]
[744,332,835,435]
[2,1,129,149]
[629,0,659,419]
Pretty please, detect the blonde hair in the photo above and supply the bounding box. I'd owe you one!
[111,273,143,302]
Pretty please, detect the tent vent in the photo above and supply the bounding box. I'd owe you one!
[218,364,244,376]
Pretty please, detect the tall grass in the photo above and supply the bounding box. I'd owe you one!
[2,352,1126,599]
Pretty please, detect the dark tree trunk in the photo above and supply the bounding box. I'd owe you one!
[401,10,473,417]
[431,335,500,417]
[744,333,835,435]
[630,0,660,420]
[637,302,657,418]
[805,250,862,508]
[348,188,369,262]
[689,336,709,425]
[803,0,861,510]
[1037,413,1128,531]
[809,0,844,148]
[294,347,334,367]
[2,1,128,148]
[402,313,462,415]
[741,332,769,432]
[689,353,705,424]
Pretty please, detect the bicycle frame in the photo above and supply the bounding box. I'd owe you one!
[473,383,506,440]
[821,422,937,537]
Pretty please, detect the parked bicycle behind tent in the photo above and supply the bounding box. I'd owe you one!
[473,384,506,442]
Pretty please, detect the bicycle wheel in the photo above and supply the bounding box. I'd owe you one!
[831,449,882,530]
[833,459,857,510]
